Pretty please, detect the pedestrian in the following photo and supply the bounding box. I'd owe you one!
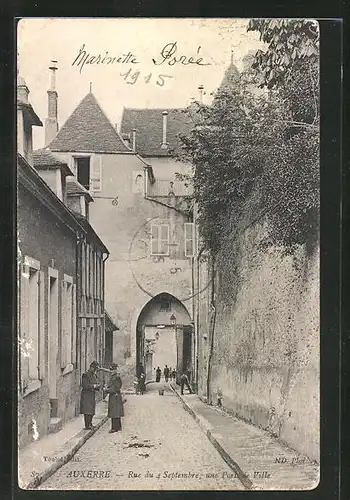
[155,366,161,382]
[138,373,146,395]
[80,361,101,430]
[180,370,192,395]
[172,368,176,381]
[136,362,145,379]
[164,365,170,382]
[105,363,124,433]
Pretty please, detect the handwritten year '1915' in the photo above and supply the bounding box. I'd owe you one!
[120,68,173,86]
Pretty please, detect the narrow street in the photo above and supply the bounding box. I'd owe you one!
[39,383,243,490]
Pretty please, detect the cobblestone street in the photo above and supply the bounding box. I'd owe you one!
[39,383,244,490]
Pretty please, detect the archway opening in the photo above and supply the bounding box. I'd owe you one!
[136,293,193,383]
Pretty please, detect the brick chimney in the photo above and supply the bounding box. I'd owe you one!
[44,60,59,147]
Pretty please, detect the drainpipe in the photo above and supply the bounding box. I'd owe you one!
[102,251,110,368]
[206,255,216,404]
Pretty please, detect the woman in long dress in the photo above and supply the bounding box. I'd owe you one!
[105,363,124,433]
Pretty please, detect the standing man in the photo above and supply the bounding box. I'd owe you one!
[180,370,192,395]
[155,366,161,382]
[105,363,124,433]
[80,361,100,430]
[136,362,144,378]
[164,365,170,382]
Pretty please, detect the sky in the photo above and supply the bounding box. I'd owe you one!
[17,18,264,150]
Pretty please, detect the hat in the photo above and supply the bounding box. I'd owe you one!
[90,361,99,369]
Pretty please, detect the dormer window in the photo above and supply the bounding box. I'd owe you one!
[75,157,91,191]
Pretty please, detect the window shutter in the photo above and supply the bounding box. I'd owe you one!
[90,155,102,192]
[72,283,77,366]
[38,270,45,380]
[68,155,76,175]
[28,269,40,380]
[160,225,169,255]
[60,281,66,368]
[20,265,30,390]
[185,223,194,257]
[151,225,158,255]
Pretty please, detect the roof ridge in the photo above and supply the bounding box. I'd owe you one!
[49,92,130,153]
[89,93,132,151]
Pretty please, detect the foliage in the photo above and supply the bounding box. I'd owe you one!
[178,19,320,256]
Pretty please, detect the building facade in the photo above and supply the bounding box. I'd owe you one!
[17,74,109,449]
[45,76,195,378]
[17,76,84,448]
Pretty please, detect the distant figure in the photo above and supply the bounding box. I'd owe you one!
[136,363,145,379]
[156,366,161,382]
[138,373,146,395]
[172,368,176,381]
[80,361,100,430]
[105,363,124,433]
[180,371,192,395]
[164,365,170,382]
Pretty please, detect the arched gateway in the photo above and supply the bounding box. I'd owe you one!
[136,293,193,383]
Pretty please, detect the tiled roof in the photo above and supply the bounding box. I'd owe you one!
[66,179,93,201]
[18,102,43,127]
[49,93,130,153]
[33,148,73,176]
[120,108,193,157]
[105,310,119,331]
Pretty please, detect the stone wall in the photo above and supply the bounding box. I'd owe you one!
[197,221,320,461]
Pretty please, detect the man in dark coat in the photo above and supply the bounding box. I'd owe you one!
[155,366,161,382]
[105,363,124,433]
[164,365,170,382]
[80,361,100,430]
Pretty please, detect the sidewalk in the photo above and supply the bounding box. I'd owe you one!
[170,383,319,490]
[18,400,109,489]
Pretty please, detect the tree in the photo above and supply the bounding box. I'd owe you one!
[178,19,319,256]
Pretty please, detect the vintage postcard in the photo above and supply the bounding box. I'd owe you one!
[17,18,320,491]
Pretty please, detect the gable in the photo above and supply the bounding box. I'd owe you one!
[49,93,130,154]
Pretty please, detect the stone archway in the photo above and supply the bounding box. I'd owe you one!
[136,292,193,381]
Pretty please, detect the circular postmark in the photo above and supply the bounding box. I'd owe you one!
[127,216,212,302]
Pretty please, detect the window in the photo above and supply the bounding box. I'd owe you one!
[185,222,195,257]
[132,171,144,194]
[61,275,74,371]
[151,224,169,255]
[20,256,44,394]
[28,267,39,380]
[76,157,90,190]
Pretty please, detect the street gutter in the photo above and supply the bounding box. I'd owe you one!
[169,383,253,490]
